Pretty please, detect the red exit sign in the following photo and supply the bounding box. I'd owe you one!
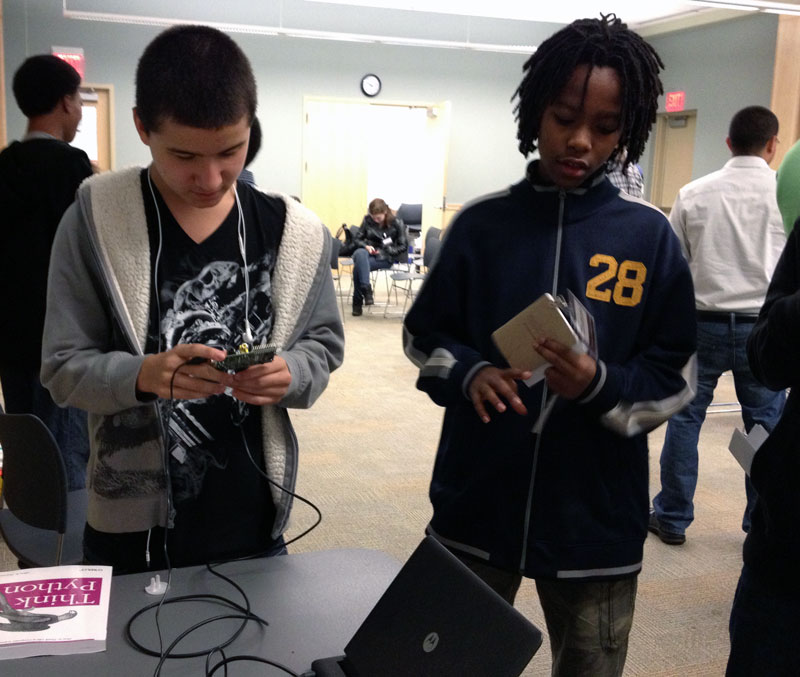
[52,46,85,79]
[666,91,686,112]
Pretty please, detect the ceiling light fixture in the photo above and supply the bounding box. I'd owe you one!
[689,0,800,12]
[688,1,758,8]
[61,2,537,55]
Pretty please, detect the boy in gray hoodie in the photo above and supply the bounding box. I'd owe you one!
[41,25,344,573]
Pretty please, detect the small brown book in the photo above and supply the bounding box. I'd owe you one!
[491,293,584,381]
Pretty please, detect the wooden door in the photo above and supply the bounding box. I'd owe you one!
[302,97,450,237]
[73,84,114,172]
[303,99,370,233]
[650,111,697,213]
[421,101,451,242]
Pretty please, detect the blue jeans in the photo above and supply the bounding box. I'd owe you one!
[351,247,391,303]
[450,548,635,677]
[652,317,785,535]
[0,363,89,491]
[727,564,800,676]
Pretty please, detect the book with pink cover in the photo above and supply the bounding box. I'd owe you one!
[0,564,112,660]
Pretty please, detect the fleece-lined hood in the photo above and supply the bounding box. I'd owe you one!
[41,166,344,536]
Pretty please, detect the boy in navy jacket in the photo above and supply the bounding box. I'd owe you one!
[404,15,696,676]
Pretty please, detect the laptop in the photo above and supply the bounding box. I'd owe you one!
[306,536,543,677]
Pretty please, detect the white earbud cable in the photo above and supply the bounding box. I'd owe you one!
[146,169,164,354]
[233,184,253,344]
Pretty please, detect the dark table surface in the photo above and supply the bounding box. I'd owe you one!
[5,548,400,676]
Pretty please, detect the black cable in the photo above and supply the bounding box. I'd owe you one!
[121,359,234,673]
[152,612,268,675]
[125,356,324,673]
[205,647,227,677]
[233,413,323,549]
[148,360,186,668]
[152,563,172,667]
[127,568,270,676]
[206,655,301,677]
[125,592,265,657]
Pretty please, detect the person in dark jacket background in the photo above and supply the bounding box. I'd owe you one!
[726,223,800,676]
[0,54,92,490]
[350,197,407,315]
[404,15,696,676]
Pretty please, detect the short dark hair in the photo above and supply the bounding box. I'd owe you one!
[135,25,256,132]
[728,106,778,155]
[513,14,664,167]
[12,55,81,118]
[244,117,262,168]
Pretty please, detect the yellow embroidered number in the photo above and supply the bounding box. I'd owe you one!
[586,255,647,307]
[613,260,647,307]
[586,254,617,302]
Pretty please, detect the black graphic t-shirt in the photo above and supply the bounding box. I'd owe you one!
[141,170,286,565]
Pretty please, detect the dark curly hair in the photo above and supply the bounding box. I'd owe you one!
[513,14,664,168]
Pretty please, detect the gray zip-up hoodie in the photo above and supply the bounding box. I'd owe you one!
[41,167,344,538]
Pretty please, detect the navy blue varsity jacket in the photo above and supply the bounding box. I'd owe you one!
[404,162,697,581]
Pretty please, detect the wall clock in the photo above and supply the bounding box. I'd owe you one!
[360,73,382,97]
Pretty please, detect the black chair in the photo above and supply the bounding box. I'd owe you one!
[423,234,443,269]
[426,226,442,245]
[0,413,88,567]
[329,234,351,319]
[384,234,442,318]
[396,203,423,237]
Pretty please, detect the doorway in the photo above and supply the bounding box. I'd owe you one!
[649,110,697,213]
[73,84,115,172]
[302,97,450,240]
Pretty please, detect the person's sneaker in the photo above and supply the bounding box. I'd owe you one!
[648,511,686,545]
[363,286,374,306]
[352,303,363,316]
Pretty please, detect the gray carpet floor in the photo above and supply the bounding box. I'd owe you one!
[1,277,752,676]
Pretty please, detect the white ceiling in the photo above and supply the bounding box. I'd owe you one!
[307,0,800,29]
[308,1,702,25]
[62,0,797,52]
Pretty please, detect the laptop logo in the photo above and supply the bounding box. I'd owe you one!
[423,632,440,653]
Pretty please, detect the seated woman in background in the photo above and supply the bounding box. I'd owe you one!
[351,198,407,316]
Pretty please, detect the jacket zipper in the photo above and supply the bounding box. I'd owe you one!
[520,188,566,571]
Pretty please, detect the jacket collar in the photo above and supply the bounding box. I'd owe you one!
[517,160,618,222]
[525,160,608,195]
